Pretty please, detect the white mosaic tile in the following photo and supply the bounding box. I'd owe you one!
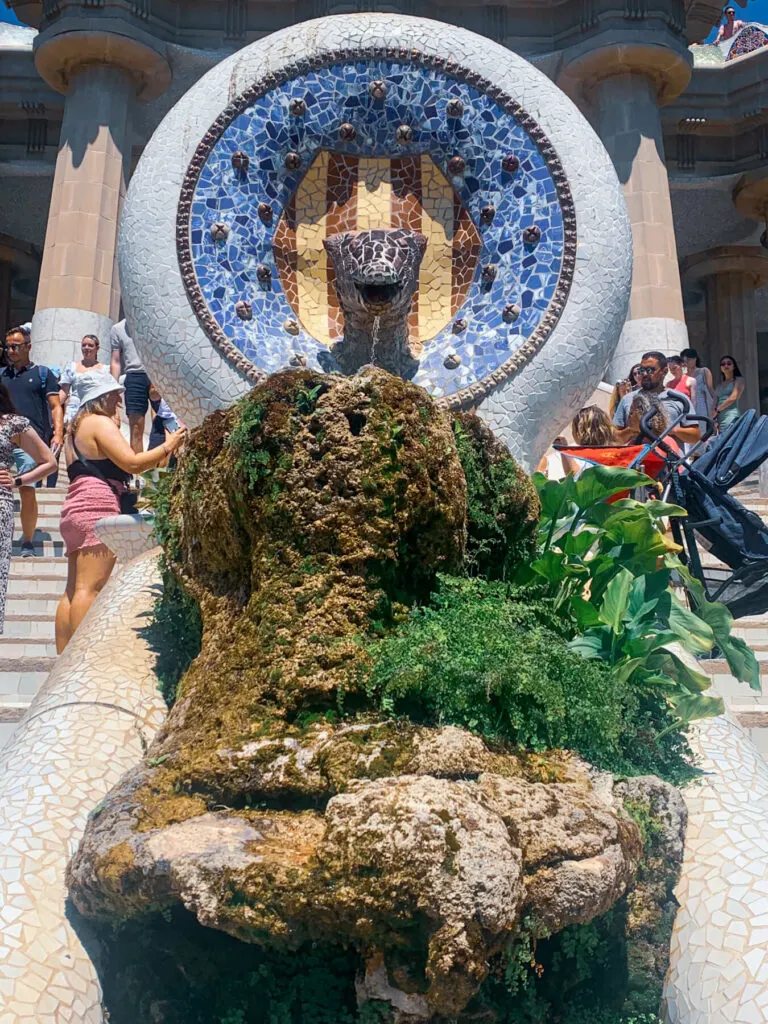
[0,551,166,1023]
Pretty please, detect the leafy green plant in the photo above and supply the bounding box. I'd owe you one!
[367,576,641,771]
[526,466,759,728]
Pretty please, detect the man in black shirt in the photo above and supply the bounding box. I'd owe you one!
[2,327,63,556]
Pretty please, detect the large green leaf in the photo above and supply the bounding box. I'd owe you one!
[564,529,598,559]
[572,466,653,510]
[668,594,715,655]
[651,649,713,693]
[644,501,688,520]
[599,568,634,633]
[669,691,724,725]
[718,635,761,692]
[530,550,566,585]
[570,595,602,630]
[569,629,612,661]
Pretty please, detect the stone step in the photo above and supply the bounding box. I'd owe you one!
[11,538,65,558]
[7,577,66,595]
[0,670,48,699]
[13,490,67,506]
[5,596,59,617]
[0,638,57,660]
[10,556,67,576]
[0,652,55,674]
[12,515,64,533]
[1,615,55,641]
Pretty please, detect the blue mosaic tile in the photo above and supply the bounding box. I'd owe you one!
[188,61,566,397]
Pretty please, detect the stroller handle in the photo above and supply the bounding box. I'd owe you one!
[640,391,715,446]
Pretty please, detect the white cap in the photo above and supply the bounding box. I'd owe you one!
[78,371,124,406]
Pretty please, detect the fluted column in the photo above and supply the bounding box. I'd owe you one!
[30,29,170,368]
[682,247,768,414]
[560,44,691,382]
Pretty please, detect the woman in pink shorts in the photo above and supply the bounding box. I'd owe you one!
[56,374,186,652]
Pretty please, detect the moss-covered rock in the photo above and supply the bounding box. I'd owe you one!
[66,368,681,1023]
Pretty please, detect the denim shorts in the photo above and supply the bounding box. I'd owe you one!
[13,447,42,488]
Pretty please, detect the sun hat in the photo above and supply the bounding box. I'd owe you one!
[78,371,125,406]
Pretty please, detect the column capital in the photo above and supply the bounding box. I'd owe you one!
[733,172,768,223]
[558,42,692,108]
[34,28,171,103]
[681,246,768,289]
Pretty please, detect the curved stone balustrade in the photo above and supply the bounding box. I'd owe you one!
[0,549,166,1024]
[665,715,768,1024]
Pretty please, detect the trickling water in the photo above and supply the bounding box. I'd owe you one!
[371,315,381,366]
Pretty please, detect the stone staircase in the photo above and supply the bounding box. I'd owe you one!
[0,480,67,748]
[699,475,768,756]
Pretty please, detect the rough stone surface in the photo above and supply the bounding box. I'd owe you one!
[119,13,631,469]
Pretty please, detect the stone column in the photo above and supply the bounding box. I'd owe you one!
[559,45,691,383]
[30,30,170,369]
[682,246,768,414]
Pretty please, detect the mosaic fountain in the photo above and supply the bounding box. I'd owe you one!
[0,11,767,1024]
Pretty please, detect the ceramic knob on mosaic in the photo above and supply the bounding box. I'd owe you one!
[289,353,307,367]
[396,124,414,143]
[480,205,496,225]
[235,301,253,321]
[369,79,388,100]
[339,122,357,141]
[502,154,520,174]
[258,202,273,224]
[231,150,249,172]
[447,155,466,176]
[210,222,229,242]
[503,303,522,324]
[452,318,468,334]
[284,152,302,171]
[290,98,307,116]
[256,264,272,284]
[446,98,465,118]
[284,319,300,336]
[523,225,542,246]
[444,352,462,369]
[482,264,498,286]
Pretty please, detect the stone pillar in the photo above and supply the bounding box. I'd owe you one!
[682,247,768,414]
[30,30,170,369]
[559,45,691,382]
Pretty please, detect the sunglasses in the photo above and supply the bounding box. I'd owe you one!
[721,361,734,367]
[636,366,660,376]
[5,344,27,352]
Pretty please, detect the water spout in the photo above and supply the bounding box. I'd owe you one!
[372,315,381,366]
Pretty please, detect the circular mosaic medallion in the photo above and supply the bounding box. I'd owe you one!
[177,53,576,407]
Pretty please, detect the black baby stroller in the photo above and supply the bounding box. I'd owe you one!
[641,399,768,620]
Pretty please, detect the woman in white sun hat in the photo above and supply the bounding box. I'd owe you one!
[55,373,186,652]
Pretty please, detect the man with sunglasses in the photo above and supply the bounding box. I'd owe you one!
[1,327,63,556]
[715,6,745,44]
[612,351,701,446]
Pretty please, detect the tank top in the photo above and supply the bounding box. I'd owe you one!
[669,375,692,400]
[67,437,131,486]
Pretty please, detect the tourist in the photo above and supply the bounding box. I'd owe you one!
[614,352,700,445]
[715,6,745,43]
[148,385,182,455]
[609,378,632,418]
[667,355,698,405]
[59,334,110,427]
[629,363,643,390]
[535,436,577,479]
[1,326,63,557]
[715,355,745,432]
[55,376,186,652]
[571,406,617,446]
[0,381,56,633]
[680,348,716,421]
[110,318,151,454]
